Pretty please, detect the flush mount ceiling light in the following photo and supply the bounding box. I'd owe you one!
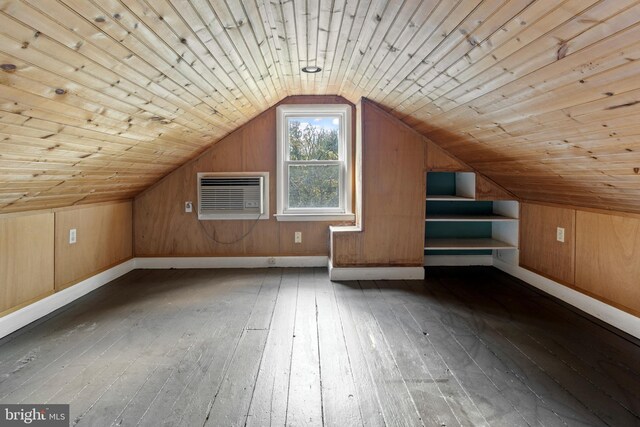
[301,65,321,73]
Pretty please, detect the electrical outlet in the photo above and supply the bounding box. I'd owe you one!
[69,228,77,244]
[294,231,302,243]
[267,257,276,265]
[556,227,565,243]
[185,201,193,213]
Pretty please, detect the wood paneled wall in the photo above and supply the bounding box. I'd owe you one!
[331,100,426,267]
[55,201,132,290]
[520,203,576,285]
[0,212,54,314]
[134,96,354,257]
[0,201,132,316]
[520,202,640,316]
[575,211,640,315]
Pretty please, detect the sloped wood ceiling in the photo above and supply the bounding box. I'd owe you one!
[1,0,639,213]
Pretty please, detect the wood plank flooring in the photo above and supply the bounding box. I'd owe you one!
[0,267,638,426]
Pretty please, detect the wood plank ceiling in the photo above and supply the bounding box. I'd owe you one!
[1,0,639,213]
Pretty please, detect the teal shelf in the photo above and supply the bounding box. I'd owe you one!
[425,172,518,254]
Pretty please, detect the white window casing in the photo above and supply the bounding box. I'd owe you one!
[276,104,354,222]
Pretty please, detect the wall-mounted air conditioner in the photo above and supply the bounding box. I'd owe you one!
[197,172,269,220]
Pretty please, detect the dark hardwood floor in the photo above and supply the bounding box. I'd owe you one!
[0,267,638,426]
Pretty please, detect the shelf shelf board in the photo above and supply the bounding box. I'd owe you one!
[426,214,518,222]
[424,238,516,250]
[426,195,475,202]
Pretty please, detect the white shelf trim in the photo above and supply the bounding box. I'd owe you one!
[425,238,516,250]
[426,214,517,222]
[426,195,475,201]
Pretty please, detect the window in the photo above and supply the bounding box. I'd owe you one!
[276,104,354,221]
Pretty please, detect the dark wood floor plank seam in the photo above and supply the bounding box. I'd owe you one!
[315,269,363,427]
[0,270,190,403]
[196,269,273,426]
[0,269,152,362]
[126,270,249,425]
[69,270,226,425]
[375,282,494,426]
[286,268,323,426]
[396,280,539,426]
[491,271,640,374]
[120,269,278,427]
[323,276,366,427]
[240,269,285,425]
[359,280,454,427]
[433,270,639,426]
[430,272,614,425]
[314,269,326,427]
[423,274,579,426]
[149,269,269,426]
[341,280,425,426]
[72,269,258,426]
[368,280,469,427]
[283,268,301,427]
[406,279,574,426]
[0,269,178,392]
[332,281,387,427]
[204,269,284,425]
[424,273,609,426]
[485,270,640,408]
[245,268,300,426]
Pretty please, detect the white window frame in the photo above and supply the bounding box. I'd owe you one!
[276,104,354,222]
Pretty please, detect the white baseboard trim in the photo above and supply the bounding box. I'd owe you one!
[135,256,328,269]
[0,259,136,340]
[424,255,493,267]
[328,259,424,281]
[4,255,636,341]
[493,258,640,340]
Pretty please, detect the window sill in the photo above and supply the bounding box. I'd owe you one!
[275,213,355,222]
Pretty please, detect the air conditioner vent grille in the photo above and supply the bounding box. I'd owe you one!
[197,173,268,220]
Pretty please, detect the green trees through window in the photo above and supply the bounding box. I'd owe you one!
[287,118,340,208]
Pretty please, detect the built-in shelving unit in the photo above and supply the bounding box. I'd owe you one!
[425,172,519,262]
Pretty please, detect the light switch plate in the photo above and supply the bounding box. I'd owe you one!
[69,228,77,244]
[556,227,565,243]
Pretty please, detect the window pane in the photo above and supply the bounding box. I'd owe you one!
[288,164,340,208]
[287,117,339,160]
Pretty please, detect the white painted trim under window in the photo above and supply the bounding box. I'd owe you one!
[275,213,355,222]
[276,104,353,221]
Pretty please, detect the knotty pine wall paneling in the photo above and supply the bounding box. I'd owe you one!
[134,96,354,257]
[54,201,133,290]
[331,100,426,267]
[520,202,576,285]
[0,212,54,314]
